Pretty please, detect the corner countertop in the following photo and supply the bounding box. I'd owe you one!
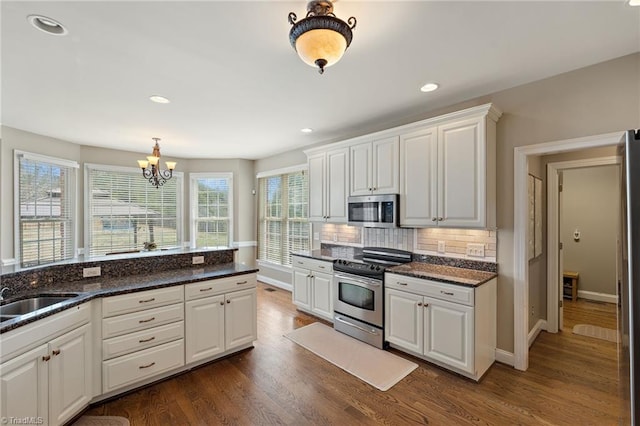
[387,262,497,287]
[0,263,258,334]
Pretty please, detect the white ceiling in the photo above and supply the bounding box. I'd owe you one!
[2,1,639,160]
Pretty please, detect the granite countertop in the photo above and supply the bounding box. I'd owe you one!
[291,250,340,263]
[387,262,497,287]
[0,263,258,334]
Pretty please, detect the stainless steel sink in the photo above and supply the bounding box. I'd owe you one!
[0,295,77,317]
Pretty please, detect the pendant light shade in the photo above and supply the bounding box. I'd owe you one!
[288,1,356,74]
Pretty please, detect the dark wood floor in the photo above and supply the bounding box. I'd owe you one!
[83,283,623,425]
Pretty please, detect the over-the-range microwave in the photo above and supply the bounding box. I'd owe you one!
[347,194,398,228]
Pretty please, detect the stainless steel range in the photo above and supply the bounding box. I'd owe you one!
[333,247,412,348]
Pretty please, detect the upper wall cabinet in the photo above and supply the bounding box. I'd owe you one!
[308,147,349,223]
[399,105,501,228]
[350,136,399,196]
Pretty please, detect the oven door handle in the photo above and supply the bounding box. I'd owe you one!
[334,273,381,287]
[334,316,380,336]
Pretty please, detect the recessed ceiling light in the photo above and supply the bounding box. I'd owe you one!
[630,0,640,6]
[301,128,314,133]
[27,15,68,36]
[149,95,171,104]
[420,83,439,93]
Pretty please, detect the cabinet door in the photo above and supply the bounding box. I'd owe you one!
[372,136,399,194]
[350,142,372,196]
[399,127,438,226]
[292,269,312,310]
[423,296,474,374]
[308,152,326,221]
[310,272,333,321]
[326,147,348,222]
[49,323,92,426]
[384,289,423,354]
[185,295,225,363]
[225,289,257,350]
[438,117,485,228]
[0,344,48,422]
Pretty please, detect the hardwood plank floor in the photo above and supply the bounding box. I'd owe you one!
[83,283,623,425]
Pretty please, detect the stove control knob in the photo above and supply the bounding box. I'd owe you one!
[369,264,375,270]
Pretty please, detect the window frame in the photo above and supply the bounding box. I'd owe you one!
[189,172,233,249]
[257,164,310,267]
[84,163,184,257]
[14,150,79,268]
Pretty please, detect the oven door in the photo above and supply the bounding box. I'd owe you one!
[333,272,383,327]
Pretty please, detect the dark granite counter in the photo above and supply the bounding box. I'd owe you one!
[0,263,257,334]
[387,262,497,287]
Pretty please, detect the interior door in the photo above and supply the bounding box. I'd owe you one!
[558,171,564,330]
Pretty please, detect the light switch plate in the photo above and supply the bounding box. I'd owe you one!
[192,256,205,265]
[466,243,485,257]
[83,266,101,278]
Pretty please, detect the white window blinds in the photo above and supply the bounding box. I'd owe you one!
[191,173,232,248]
[258,169,309,266]
[86,164,182,256]
[16,152,77,268]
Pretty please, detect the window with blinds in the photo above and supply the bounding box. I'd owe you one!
[16,152,78,268]
[191,173,232,248]
[258,169,309,266]
[86,164,182,256]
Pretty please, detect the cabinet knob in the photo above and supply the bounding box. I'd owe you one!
[373,187,377,191]
[417,302,423,307]
[432,217,437,222]
[424,303,429,308]
[42,355,51,362]
[52,349,61,356]
[220,301,224,306]
[227,300,231,304]
[438,217,443,221]
[369,188,372,191]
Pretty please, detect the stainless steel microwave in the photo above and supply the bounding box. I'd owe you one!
[347,194,398,228]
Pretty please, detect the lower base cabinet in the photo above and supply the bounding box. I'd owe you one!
[0,322,92,426]
[291,256,333,322]
[385,274,496,381]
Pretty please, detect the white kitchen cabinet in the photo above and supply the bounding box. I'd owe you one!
[291,255,333,322]
[308,147,348,223]
[350,136,399,196]
[399,105,500,228]
[0,322,92,426]
[385,273,496,381]
[184,276,257,364]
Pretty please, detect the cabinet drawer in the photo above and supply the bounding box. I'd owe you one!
[291,256,332,274]
[102,303,184,339]
[102,321,184,360]
[184,274,256,301]
[102,339,184,393]
[386,273,474,306]
[102,286,184,318]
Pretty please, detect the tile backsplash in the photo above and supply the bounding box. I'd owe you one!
[316,223,496,262]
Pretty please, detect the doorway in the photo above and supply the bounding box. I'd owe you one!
[513,131,623,371]
[546,158,620,334]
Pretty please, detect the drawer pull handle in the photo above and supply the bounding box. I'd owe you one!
[297,261,303,264]
[139,362,156,369]
[441,291,454,296]
[319,266,325,269]
[199,287,213,292]
[139,298,156,304]
[236,281,248,285]
[398,282,408,286]
[52,349,61,356]
[139,317,156,324]
[42,355,51,362]
[139,336,156,343]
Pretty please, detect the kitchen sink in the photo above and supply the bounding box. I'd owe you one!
[0,295,78,317]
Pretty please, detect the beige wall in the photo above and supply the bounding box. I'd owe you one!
[561,165,620,296]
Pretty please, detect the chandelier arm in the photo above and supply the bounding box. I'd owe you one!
[348,17,356,30]
[288,12,297,25]
[157,169,173,180]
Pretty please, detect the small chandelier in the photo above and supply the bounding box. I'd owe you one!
[137,138,176,188]
[288,1,356,74]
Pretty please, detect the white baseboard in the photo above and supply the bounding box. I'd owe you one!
[528,319,547,348]
[257,275,292,292]
[495,348,515,366]
[577,290,617,304]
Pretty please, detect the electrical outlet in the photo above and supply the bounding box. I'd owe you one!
[437,241,446,253]
[333,233,338,242]
[83,266,101,278]
[192,256,204,265]
[466,243,485,257]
